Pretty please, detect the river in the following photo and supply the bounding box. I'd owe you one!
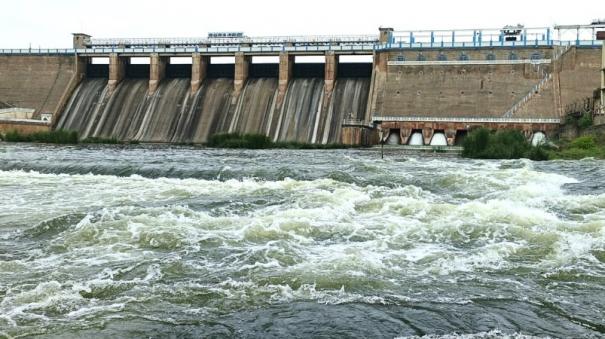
[0,144,604,338]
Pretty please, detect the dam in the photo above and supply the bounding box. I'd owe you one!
[1,24,604,145]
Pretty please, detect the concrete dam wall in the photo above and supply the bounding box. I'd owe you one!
[1,25,603,144]
[0,56,76,118]
[56,72,370,144]
[371,48,601,120]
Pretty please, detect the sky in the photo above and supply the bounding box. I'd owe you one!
[1,0,602,48]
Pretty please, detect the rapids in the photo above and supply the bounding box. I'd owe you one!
[0,144,604,338]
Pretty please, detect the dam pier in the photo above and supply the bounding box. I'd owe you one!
[1,24,604,145]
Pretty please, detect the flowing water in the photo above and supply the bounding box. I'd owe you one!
[1,144,604,338]
[56,77,370,144]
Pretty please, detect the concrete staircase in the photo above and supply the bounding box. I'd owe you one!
[502,73,552,118]
[502,45,573,118]
[553,44,573,60]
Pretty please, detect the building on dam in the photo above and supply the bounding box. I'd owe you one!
[0,23,604,146]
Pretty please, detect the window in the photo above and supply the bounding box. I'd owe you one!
[459,53,469,61]
[396,54,405,61]
[437,53,447,61]
[486,53,496,61]
[530,52,542,60]
[509,53,518,60]
[417,54,426,61]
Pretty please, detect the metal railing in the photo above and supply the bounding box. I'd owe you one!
[0,107,35,115]
[376,39,602,50]
[0,41,601,57]
[90,35,379,48]
[388,25,604,47]
[342,118,374,127]
[387,59,552,66]
[371,115,561,124]
[0,48,78,55]
[0,117,49,124]
[0,44,378,55]
[502,73,552,118]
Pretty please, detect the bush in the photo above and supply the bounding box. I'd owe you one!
[81,137,121,144]
[577,112,593,129]
[527,145,550,161]
[3,129,79,144]
[565,111,594,129]
[569,135,596,150]
[206,133,353,149]
[207,133,273,149]
[461,128,490,158]
[462,128,531,159]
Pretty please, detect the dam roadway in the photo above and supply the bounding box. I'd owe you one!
[0,24,603,145]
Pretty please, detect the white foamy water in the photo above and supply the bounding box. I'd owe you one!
[0,145,604,338]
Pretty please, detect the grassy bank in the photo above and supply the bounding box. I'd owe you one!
[549,135,605,160]
[206,133,354,149]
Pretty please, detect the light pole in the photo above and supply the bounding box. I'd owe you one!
[378,127,384,159]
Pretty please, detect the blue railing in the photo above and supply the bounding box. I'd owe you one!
[1,39,601,56]
[375,39,602,51]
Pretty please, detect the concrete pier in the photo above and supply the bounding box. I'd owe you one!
[445,129,457,146]
[324,52,338,95]
[149,53,167,94]
[191,53,208,94]
[422,128,434,145]
[234,52,250,95]
[278,53,294,104]
[108,53,127,93]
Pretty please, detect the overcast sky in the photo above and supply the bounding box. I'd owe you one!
[1,0,602,48]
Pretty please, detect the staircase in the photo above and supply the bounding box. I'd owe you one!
[553,43,573,61]
[502,44,573,118]
[502,73,552,118]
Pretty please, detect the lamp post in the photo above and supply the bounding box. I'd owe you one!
[598,31,605,115]
[378,127,384,159]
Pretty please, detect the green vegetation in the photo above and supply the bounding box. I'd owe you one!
[2,129,79,144]
[206,133,354,149]
[565,111,593,129]
[207,133,273,149]
[549,135,605,160]
[462,128,605,160]
[81,136,121,144]
[462,128,541,159]
[0,130,138,145]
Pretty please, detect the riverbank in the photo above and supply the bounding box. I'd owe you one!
[550,130,605,160]
[461,128,605,161]
[0,130,355,149]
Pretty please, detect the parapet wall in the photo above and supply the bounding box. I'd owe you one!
[0,55,75,118]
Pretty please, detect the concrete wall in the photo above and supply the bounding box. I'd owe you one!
[380,121,558,146]
[371,47,601,121]
[0,120,50,135]
[380,63,552,118]
[558,48,602,112]
[387,47,552,62]
[0,56,76,117]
